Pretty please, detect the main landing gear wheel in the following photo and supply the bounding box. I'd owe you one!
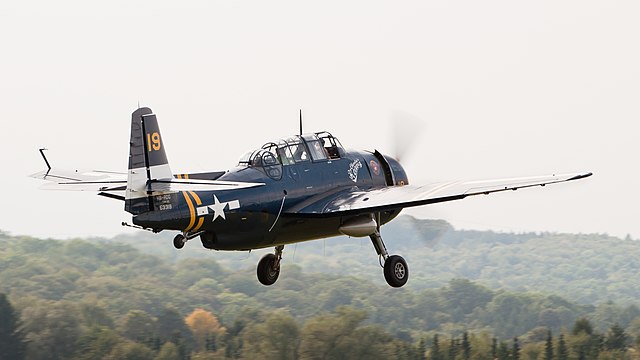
[257,245,284,286]
[369,219,409,287]
[384,255,408,288]
[257,254,279,285]
[173,234,186,249]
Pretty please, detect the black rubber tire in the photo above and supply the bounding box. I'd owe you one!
[383,255,409,287]
[257,253,280,286]
[173,234,186,249]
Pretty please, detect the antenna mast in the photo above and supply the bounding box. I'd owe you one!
[299,109,303,136]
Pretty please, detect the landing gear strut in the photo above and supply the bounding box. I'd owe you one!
[173,231,205,250]
[257,245,284,286]
[370,228,409,288]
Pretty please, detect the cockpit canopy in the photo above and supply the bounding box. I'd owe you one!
[238,132,344,178]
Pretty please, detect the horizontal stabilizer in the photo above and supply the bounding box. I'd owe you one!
[30,168,127,191]
[148,178,264,192]
[31,168,263,193]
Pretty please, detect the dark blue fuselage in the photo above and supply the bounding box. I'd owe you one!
[133,150,408,250]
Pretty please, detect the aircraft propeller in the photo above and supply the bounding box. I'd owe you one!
[390,110,426,164]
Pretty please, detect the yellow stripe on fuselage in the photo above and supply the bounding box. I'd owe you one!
[183,191,196,231]
[193,218,205,232]
[189,191,204,232]
[189,191,202,205]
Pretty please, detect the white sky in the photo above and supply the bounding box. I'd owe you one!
[0,1,638,239]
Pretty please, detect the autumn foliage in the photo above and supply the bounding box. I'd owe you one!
[185,308,226,352]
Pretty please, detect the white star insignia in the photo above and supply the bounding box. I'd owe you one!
[209,195,227,221]
[199,195,240,222]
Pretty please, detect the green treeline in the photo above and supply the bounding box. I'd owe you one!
[1,293,637,359]
[419,324,633,360]
[1,229,640,359]
[111,216,640,306]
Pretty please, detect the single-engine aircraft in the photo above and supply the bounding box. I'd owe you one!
[32,107,592,287]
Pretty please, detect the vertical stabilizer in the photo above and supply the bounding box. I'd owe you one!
[125,107,173,214]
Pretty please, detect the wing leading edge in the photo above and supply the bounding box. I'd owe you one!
[284,172,592,217]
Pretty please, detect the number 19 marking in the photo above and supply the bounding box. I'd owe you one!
[147,132,161,152]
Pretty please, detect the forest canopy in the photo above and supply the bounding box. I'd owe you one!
[1,216,639,359]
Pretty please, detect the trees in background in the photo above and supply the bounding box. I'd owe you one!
[0,293,26,360]
[544,329,553,360]
[557,334,569,360]
[2,295,638,359]
[298,306,395,359]
[185,308,226,353]
[241,311,299,360]
[429,334,443,360]
[121,310,157,345]
[76,327,124,360]
[1,235,640,359]
[20,300,82,360]
[421,322,632,360]
[156,306,194,358]
[605,323,628,352]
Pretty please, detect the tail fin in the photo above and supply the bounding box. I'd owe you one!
[125,107,173,214]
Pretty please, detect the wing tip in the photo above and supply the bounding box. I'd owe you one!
[568,172,593,181]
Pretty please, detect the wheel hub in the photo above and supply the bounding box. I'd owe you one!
[394,262,405,279]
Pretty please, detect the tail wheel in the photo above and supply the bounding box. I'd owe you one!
[257,253,280,286]
[173,234,186,249]
[384,255,409,287]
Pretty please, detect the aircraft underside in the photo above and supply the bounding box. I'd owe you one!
[171,209,408,287]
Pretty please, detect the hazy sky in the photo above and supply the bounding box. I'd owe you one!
[1,1,638,240]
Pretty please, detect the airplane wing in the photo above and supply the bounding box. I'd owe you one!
[284,172,592,217]
[31,169,264,193]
